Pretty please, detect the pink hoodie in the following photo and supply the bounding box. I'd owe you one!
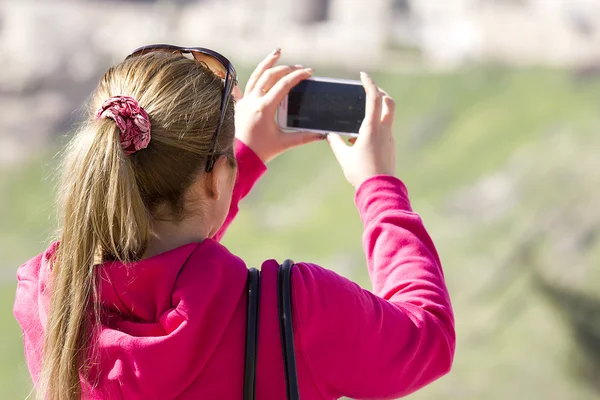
[14,140,455,399]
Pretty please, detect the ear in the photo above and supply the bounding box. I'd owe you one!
[204,156,230,200]
[233,84,243,101]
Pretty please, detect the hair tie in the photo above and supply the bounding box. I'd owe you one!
[95,95,151,155]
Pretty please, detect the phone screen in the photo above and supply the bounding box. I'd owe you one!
[287,80,366,134]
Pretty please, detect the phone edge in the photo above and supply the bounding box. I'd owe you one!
[306,76,362,85]
[276,76,363,136]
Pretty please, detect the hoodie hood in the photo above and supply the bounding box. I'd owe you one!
[14,239,249,398]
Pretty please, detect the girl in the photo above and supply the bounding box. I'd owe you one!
[14,46,455,399]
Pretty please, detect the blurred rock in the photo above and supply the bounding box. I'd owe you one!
[3,0,600,165]
[0,0,391,165]
[0,91,70,164]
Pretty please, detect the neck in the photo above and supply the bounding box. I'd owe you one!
[144,215,211,259]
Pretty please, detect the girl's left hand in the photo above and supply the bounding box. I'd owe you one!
[234,49,325,163]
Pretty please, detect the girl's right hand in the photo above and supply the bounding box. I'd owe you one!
[327,72,396,189]
[234,49,323,164]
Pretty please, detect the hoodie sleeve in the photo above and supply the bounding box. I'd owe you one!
[212,139,266,242]
[13,251,47,385]
[291,175,455,400]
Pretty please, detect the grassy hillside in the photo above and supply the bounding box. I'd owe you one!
[2,68,600,399]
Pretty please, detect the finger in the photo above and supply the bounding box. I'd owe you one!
[232,85,243,102]
[262,68,313,110]
[281,130,326,150]
[359,71,383,135]
[378,88,390,97]
[326,133,349,162]
[245,48,281,97]
[380,95,396,128]
[252,65,300,97]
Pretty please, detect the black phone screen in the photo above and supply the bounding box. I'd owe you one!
[287,80,366,133]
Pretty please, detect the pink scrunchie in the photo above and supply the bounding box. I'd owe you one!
[95,96,151,155]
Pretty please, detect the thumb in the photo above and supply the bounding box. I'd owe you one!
[326,133,349,162]
[282,130,325,150]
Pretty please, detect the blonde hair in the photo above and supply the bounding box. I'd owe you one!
[38,52,235,399]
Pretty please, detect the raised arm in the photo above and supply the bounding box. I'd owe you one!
[293,176,454,399]
[213,49,324,241]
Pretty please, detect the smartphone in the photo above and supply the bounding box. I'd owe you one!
[277,77,366,137]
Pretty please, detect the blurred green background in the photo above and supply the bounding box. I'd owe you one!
[3,0,600,399]
[3,68,600,399]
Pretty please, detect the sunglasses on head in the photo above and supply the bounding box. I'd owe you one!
[127,44,238,172]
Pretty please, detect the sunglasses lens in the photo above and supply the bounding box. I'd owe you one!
[130,47,232,81]
[192,52,228,79]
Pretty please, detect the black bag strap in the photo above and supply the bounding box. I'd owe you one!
[244,268,260,400]
[243,261,300,400]
[278,259,300,400]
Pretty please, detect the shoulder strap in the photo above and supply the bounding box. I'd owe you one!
[278,260,300,400]
[243,262,300,400]
[244,268,260,400]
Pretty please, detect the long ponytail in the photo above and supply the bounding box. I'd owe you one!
[37,51,235,400]
[38,119,150,400]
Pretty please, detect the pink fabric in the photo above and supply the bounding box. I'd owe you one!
[95,96,151,155]
[14,139,455,399]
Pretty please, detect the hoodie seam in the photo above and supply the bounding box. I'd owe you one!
[172,242,204,315]
[116,379,125,399]
[170,268,248,399]
[167,243,248,398]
